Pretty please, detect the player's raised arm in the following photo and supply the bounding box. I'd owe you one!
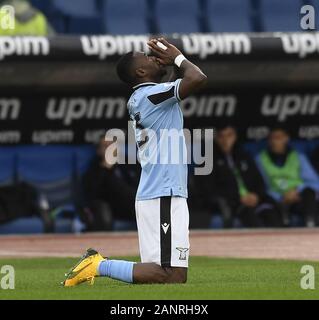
[147,37,207,100]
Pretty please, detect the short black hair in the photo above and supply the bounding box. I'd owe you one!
[116,51,135,85]
[215,123,236,132]
[269,125,290,136]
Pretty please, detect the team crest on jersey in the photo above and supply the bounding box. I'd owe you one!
[176,247,189,260]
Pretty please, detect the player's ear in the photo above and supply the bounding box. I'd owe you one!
[135,68,146,78]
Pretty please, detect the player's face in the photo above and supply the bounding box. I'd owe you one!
[216,127,237,154]
[133,51,166,79]
[268,130,289,154]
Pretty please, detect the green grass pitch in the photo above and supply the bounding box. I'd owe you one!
[0,256,318,300]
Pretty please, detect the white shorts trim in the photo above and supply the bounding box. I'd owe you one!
[135,196,189,268]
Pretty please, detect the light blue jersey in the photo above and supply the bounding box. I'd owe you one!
[127,79,188,200]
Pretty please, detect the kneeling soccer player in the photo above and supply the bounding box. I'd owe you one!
[63,37,207,286]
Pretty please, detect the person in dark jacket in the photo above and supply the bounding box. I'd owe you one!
[0,182,53,232]
[312,146,319,176]
[82,137,139,231]
[200,126,281,228]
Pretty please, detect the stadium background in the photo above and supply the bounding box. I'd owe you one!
[0,0,319,300]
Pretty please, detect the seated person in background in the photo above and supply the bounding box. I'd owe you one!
[82,137,139,231]
[0,0,55,35]
[0,182,53,232]
[311,146,319,176]
[201,125,280,228]
[256,127,319,227]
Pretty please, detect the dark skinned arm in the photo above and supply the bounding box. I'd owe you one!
[147,37,207,100]
[167,65,179,82]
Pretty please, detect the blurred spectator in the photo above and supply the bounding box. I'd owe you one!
[82,137,139,231]
[0,0,55,35]
[256,128,319,227]
[0,182,53,232]
[311,146,319,176]
[199,126,280,228]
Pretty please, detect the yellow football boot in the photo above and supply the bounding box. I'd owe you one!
[62,248,105,287]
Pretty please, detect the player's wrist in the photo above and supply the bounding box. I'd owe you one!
[174,54,186,67]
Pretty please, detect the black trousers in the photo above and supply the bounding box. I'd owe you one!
[282,187,318,227]
[237,203,282,228]
[215,196,281,228]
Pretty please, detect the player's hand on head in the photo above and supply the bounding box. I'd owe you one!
[147,37,182,66]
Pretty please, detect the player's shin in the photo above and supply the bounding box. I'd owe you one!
[97,259,135,283]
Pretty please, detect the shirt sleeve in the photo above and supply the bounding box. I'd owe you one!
[147,79,182,105]
[173,78,182,101]
[297,153,319,193]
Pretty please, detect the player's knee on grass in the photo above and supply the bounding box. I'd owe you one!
[152,266,187,284]
[133,263,187,284]
[164,267,187,284]
[143,266,187,284]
